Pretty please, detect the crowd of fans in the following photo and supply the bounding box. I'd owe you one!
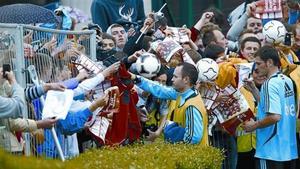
[1,0,300,169]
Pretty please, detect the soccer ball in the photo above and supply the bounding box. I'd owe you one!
[136,52,161,78]
[262,20,286,44]
[196,58,219,82]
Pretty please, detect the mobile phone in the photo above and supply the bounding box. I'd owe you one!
[3,64,11,79]
[284,32,292,46]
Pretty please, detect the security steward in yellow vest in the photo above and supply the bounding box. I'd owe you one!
[131,63,208,145]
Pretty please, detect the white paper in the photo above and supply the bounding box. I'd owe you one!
[42,89,74,120]
[235,62,254,88]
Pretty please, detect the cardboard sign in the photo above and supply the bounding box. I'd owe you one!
[254,0,283,19]
[88,116,110,144]
[71,54,104,74]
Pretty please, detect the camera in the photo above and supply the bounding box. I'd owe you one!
[2,64,11,79]
[144,124,158,137]
[153,11,164,22]
[85,23,102,37]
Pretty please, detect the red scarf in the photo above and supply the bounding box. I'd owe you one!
[105,63,141,145]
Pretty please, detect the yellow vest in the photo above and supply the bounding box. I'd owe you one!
[289,65,300,132]
[146,109,160,126]
[278,49,299,75]
[167,94,209,146]
[236,87,256,152]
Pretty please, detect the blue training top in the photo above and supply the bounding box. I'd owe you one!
[255,72,298,161]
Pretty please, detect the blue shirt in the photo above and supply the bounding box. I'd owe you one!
[255,72,298,161]
[57,108,92,135]
[137,76,204,144]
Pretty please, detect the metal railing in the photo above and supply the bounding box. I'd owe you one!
[0,23,96,160]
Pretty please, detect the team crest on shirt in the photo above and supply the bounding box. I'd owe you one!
[118,5,134,22]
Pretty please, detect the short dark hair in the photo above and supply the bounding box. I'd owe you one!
[186,49,202,63]
[238,29,255,43]
[254,45,280,66]
[202,30,216,48]
[109,23,123,29]
[102,32,116,44]
[157,65,167,77]
[203,44,225,61]
[240,36,261,50]
[106,23,124,34]
[179,62,198,85]
[141,36,152,51]
[200,23,221,48]
[239,29,254,38]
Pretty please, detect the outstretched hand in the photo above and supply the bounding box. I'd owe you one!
[76,71,89,82]
[43,83,66,92]
[246,2,257,17]
[194,12,214,30]
[140,13,155,33]
[146,129,160,142]
[89,92,109,112]
[128,49,145,62]
[102,61,121,78]
[36,118,58,129]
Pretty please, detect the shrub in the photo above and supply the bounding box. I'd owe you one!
[0,140,223,169]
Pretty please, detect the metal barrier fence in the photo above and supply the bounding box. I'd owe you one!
[210,128,237,169]
[0,24,27,155]
[0,23,96,159]
[0,23,234,168]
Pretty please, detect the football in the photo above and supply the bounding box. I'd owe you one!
[196,58,219,82]
[262,20,286,44]
[136,52,161,78]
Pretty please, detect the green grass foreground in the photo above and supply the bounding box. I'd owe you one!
[0,140,223,169]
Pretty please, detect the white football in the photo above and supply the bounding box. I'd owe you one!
[136,52,161,78]
[262,20,286,44]
[196,58,219,82]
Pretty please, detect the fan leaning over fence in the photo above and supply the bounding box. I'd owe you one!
[0,23,99,159]
[70,53,142,146]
